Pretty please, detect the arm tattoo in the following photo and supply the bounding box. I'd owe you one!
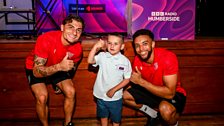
[33,55,60,77]
[37,67,48,77]
[34,55,48,77]
[34,55,47,65]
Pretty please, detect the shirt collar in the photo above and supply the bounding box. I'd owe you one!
[105,52,122,60]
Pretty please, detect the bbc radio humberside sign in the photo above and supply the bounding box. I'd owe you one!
[132,0,195,40]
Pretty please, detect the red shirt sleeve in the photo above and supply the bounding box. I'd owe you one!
[34,34,49,59]
[163,51,179,75]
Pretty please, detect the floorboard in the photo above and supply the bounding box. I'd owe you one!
[0,114,224,126]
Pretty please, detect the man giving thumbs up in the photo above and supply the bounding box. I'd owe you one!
[25,14,85,126]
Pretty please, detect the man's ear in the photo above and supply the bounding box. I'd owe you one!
[152,41,155,48]
[60,25,64,31]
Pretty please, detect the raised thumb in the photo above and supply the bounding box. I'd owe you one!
[63,53,69,60]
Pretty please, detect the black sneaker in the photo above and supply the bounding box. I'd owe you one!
[145,116,161,126]
[67,122,75,126]
[65,122,74,126]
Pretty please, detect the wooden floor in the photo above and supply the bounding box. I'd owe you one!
[0,114,224,126]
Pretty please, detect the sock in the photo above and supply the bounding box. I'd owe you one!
[139,104,158,118]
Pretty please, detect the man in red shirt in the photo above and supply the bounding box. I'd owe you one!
[123,29,186,126]
[25,14,85,126]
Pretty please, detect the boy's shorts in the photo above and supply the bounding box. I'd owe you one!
[96,98,122,123]
[127,84,186,114]
[25,68,75,86]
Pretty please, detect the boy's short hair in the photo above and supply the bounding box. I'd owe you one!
[108,32,124,43]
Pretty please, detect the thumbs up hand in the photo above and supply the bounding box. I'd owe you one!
[130,66,143,85]
[58,53,74,71]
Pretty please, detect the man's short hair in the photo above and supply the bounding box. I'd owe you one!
[132,29,154,41]
[62,14,85,30]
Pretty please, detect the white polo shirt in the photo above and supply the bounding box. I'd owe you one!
[93,52,132,101]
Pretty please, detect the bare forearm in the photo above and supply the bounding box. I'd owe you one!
[107,79,130,98]
[138,78,175,99]
[87,46,99,64]
[88,40,105,64]
[112,79,130,92]
[33,53,76,77]
[33,63,61,77]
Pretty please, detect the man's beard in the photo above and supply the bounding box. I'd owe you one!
[138,49,152,62]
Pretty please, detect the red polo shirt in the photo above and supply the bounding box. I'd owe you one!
[25,31,82,69]
[132,48,186,96]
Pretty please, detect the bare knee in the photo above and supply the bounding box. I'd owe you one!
[123,91,128,99]
[64,87,75,99]
[36,93,48,105]
[123,90,131,103]
[159,101,177,124]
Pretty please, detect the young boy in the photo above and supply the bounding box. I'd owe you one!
[87,33,132,126]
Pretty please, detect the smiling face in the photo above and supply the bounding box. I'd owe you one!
[106,34,124,55]
[134,35,155,62]
[61,19,83,46]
